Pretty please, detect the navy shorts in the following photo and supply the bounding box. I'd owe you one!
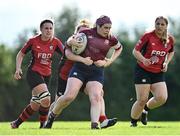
[134,64,165,84]
[26,68,50,90]
[57,76,87,96]
[69,62,104,85]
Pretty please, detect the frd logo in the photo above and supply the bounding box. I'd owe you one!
[38,53,52,59]
[151,50,166,57]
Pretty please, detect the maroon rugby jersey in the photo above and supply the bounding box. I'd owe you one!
[80,28,119,61]
[21,35,64,76]
[135,30,174,73]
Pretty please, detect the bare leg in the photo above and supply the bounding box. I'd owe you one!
[147,82,168,109]
[86,81,102,129]
[131,84,150,119]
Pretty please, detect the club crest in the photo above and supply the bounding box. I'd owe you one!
[49,45,53,50]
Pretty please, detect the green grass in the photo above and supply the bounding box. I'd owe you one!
[0,121,180,136]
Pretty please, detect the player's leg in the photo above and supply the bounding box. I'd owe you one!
[130,84,150,127]
[141,73,167,125]
[148,82,167,108]
[99,94,117,128]
[36,84,51,128]
[49,76,67,112]
[86,81,102,129]
[44,77,82,128]
[141,82,168,125]
[11,69,50,128]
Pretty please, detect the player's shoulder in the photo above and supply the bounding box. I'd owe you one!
[80,28,94,35]
[168,34,175,44]
[52,37,63,44]
[53,36,60,41]
[143,30,154,37]
[29,34,38,40]
[26,35,40,44]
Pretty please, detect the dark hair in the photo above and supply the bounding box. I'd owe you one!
[40,19,54,29]
[96,15,112,27]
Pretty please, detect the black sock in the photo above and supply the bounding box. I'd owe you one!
[91,122,99,129]
[144,104,150,111]
[49,112,57,120]
[131,117,138,123]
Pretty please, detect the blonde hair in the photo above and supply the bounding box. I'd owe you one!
[155,16,169,44]
[74,19,91,34]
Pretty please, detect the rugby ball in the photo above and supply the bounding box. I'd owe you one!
[71,33,87,54]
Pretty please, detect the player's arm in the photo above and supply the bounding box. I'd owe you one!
[14,51,25,80]
[133,48,151,66]
[161,51,175,72]
[165,51,175,65]
[104,42,123,67]
[67,35,83,48]
[65,48,93,66]
[14,39,31,80]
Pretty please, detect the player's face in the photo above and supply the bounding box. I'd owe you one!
[155,19,167,35]
[97,23,111,37]
[41,23,54,40]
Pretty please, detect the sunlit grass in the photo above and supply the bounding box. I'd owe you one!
[0,121,180,135]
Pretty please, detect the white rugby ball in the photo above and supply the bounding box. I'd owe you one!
[71,33,87,55]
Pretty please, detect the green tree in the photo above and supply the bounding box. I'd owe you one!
[0,45,14,85]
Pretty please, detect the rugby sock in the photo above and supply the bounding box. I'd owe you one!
[99,115,107,123]
[15,104,35,126]
[39,105,50,126]
[144,104,150,112]
[91,122,99,129]
[131,117,138,124]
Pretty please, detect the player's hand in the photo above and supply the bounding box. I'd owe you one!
[14,68,23,80]
[82,57,93,66]
[67,36,82,48]
[161,62,168,72]
[104,58,113,67]
[142,58,151,66]
[94,60,107,67]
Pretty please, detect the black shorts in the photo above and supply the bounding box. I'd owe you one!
[26,68,50,90]
[57,76,67,96]
[134,64,165,84]
[69,62,104,85]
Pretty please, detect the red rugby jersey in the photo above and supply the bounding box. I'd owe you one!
[21,35,64,76]
[135,30,174,73]
[59,57,74,80]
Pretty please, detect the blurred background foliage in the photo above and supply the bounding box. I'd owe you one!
[0,6,180,122]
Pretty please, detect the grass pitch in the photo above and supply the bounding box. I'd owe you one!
[0,121,180,136]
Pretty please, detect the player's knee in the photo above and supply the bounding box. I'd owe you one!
[64,94,76,103]
[31,95,41,106]
[156,96,167,105]
[39,91,51,107]
[41,97,51,107]
[137,98,148,107]
[90,93,101,105]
